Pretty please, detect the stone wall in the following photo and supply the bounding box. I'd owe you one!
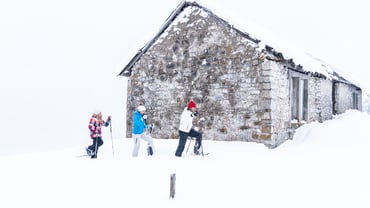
[126,6,281,147]
[334,82,362,114]
[317,78,334,121]
[308,77,333,122]
[124,4,361,148]
[266,61,291,147]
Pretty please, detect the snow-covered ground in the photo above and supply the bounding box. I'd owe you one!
[1,1,369,207]
[1,110,369,208]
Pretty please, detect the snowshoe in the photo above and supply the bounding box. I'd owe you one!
[85,147,94,156]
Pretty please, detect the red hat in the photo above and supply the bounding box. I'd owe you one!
[187,100,196,108]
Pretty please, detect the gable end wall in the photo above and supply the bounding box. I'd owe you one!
[126,6,282,147]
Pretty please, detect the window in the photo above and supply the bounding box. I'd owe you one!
[291,77,308,121]
[352,93,359,110]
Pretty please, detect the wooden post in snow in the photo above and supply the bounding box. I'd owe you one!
[170,173,176,199]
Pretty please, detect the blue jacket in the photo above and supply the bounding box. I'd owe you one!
[132,111,147,134]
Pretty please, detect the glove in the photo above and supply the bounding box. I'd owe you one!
[193,126,199,132]
[147,124,154,133]
[192,111,199,117]
[143,115,147,120]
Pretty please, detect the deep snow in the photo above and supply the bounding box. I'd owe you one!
[1,1,370,207]
[1,110,369,208]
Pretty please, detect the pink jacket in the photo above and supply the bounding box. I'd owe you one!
[88,114,110,139]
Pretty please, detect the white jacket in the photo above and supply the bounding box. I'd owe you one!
[178,107,194,133]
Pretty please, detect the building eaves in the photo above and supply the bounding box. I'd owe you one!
[117,0,260,77]
[117,1,361,91]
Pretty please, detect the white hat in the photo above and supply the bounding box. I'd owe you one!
[138,105,146,112]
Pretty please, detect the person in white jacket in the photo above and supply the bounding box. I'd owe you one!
[175,100,202,157]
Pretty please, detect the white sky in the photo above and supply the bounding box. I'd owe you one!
[0,0,369,155]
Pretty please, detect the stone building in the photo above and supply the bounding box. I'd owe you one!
[118,1,362,148]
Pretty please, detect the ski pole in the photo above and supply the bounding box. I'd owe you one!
[200,143,204,157]
[110,119,114,155]
[185,137,192,155]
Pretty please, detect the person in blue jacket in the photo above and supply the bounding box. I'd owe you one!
[131,104,154,157]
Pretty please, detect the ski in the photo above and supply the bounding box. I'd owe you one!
[191,152,210,156]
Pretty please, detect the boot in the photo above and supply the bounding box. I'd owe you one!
[193,146,201,155]
[147,146,153,156]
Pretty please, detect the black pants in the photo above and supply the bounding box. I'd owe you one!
[88,137,103,158]
[175,129,202,157]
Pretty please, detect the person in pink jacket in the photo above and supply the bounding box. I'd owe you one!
[86,112,111,159]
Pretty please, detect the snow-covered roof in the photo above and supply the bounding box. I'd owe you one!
[118,1,359,88]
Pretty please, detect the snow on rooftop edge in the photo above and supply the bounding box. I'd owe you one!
[126,0,359,86]
[187,0,350,82]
